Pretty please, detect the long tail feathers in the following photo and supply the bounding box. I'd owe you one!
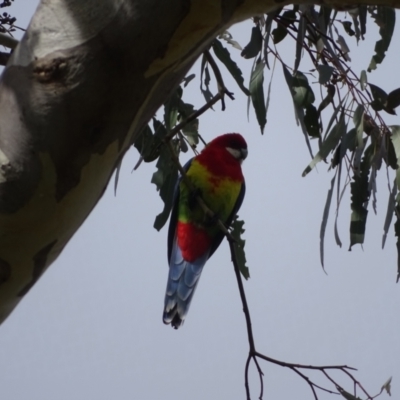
[163,243,209,329]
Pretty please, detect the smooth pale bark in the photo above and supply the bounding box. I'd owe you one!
[0,0,396,323]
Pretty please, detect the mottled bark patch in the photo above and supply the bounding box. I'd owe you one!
[18,240,57,297]
[0,258,11,285]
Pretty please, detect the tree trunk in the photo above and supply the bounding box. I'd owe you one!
[0,0,396,323]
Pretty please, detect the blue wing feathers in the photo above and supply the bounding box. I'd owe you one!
[163,238,209,328]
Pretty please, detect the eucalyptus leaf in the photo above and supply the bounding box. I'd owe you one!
[249,59,266,134]
[213,39,250,96]
[241,26,263,59]
[231,216,250,280]
[320,174,336,269]
[368,7,396,71]
[303,113,346,176]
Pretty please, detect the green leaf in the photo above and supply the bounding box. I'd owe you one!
[386,87,400,114]
[292,71,315,108]
[381,376,392,396]
[265,57,276,125]
[164,86,182,130]
[317,84,335,115]
[272,23,288,44]
[395,204,400,282]
[282,64,314,158]
[382,180,397,249]
[302,113,346,176]
[304,104,320,138]
[272,10,296,44]
[358,6,367,38]
[331,128,357,169]
[241,25,263,59]
[390,125,400,188]
[133,124,158,162]
[320,175,336,269]
[360,70,367,90]
[368,7,396,72]
[353,104,364,148]
[218,31,242,50]
[249,59,266,134]
[317,65,334,85]
[178,102,199,146]
[341,21,355,36]
[152,146,178,231]
[337,387,362,400]
[200,55,213,103]
[213,39,250,96]
[294,13,305,72]
[231,216,250,280]
[264,8,283,69]
[369,83,388,111]
[182,74,195,87]
[349,145,373,249]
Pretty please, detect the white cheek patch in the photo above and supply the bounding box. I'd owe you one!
[226,147,241,160]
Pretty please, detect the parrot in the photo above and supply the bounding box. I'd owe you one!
[163,133,248,329]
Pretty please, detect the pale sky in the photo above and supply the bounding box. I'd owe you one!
[0,2,399,400]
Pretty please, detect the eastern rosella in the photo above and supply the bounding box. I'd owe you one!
[163,133,248,329]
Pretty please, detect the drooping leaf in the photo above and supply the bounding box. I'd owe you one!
[133,123,158,162]
[294,13,305,72]
[358,6,367,38]
[341,21,355,36]
[218,31,242,50]
[200,55,213,103]
[386,88,400,114]
[337,387,362,400]
[265,57,276,124]
[320,174,336,269]
[249,58,266,134]
[323,97,346,141]
[178,102,199,146]
[164,86,182,130]
[336,33,351,61]
[360,70,367,90]
[292,71,315,108]
[381,376,392,396]
[264,8,283,69]
[302,113,346,176]
[182,74,195,87]
[241,25,263,59]
[390,125,400,188]
[349,10,360,41]
[318,84,335,115]
[212,39,250,96]
[385,130,398,169]
[353,104,364,148]
[304,104,320,138]
[317,65,334,85]
[318,5,332,36]
[382,179,397,249]
[282,64,313,157]
[395,203,400,282]
[331,128,357,169]
[272,10,297,44]
[231,216,250,280]
[349,145,373,249]
[368,6,396,71]
[369,83,388,112]
[368,165,377,214]
[152,146,178,231]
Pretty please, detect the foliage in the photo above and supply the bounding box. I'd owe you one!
[130,5,400,399]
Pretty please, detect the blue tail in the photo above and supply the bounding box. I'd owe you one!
[163,242,209,329]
